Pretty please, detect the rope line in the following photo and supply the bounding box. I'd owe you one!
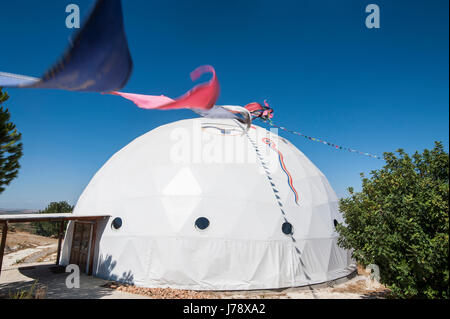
[259,118,381,160]
[244,101,381,160]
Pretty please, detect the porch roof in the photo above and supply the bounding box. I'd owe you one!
[0,213,109,223]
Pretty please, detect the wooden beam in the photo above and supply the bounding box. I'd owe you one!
[55,221,65,265]
[0,216,108,223]
[88,221,97,276]
[0,221,8,278]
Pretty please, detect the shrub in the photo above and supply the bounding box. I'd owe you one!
[337,142,449,299]
[32,201,73,237]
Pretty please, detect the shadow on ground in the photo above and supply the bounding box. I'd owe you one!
[0,260,136,299]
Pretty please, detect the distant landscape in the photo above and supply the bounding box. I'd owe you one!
[0,209,38,215]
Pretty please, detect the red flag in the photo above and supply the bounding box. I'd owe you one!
[109,65,219,111]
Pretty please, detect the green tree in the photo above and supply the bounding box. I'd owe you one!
[337,142,449,299]
[32,201,74,237]
[0,89,23,194]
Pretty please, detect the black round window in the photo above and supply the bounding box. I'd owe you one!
[282,222,293,235]
[111,217,122,230]
[195,217,210,230]
[333,219,339,228]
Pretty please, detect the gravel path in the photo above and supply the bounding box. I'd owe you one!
[3,244,57,268]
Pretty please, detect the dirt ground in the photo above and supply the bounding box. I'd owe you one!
[2,230,57,255]
[0,230,58,268]
[1,230,390,299]
[104,266,390,299]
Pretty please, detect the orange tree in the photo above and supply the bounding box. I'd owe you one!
[337,142,449,298]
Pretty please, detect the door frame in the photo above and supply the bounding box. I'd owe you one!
[69,221,98,275]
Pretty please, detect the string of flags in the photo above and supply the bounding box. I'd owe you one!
[244,102,381,160]
[0,0,381,161]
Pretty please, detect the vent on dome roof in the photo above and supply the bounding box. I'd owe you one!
[201,122,245,136]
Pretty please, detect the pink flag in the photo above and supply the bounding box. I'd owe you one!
[109,65,219,111]
[245,102,264,113]
[108,92,175,109]
[245,100,274,119]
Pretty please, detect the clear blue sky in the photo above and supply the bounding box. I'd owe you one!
[0,0,448,209]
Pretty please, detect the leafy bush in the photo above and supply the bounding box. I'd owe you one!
[32,201,73,237]
[337,142,449,299]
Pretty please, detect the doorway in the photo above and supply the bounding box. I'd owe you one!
[69,222,93,273]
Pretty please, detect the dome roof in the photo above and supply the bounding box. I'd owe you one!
[62,118,354,290]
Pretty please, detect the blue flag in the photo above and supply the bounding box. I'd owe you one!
[0,0,132,92]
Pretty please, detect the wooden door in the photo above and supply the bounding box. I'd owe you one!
[69,222,93,273]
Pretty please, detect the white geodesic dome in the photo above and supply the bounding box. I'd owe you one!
[61,117,355,290]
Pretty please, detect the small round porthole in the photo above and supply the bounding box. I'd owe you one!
[111,217,122,230]
[282,222,293,235]
[333,219,339,228]
[195,217,210,231]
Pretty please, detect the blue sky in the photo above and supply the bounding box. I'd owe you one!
[0,0,448,209]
